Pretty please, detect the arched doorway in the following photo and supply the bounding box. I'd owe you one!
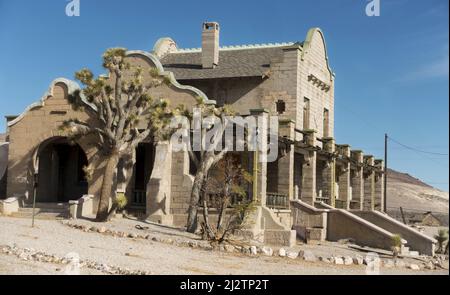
[36,137,88,203]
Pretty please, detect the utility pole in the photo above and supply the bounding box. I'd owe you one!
[384,133,388,212]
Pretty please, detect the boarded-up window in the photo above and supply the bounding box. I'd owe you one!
[303,98,310,129]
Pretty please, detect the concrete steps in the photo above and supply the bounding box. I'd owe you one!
[10,203,68,220]
[351,210,437,256]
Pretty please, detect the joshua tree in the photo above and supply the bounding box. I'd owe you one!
[434,229,449,254]
[200,153,255,243]
[185,103,235,233]
[61,48,174,221]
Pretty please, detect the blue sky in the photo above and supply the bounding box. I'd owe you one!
[0,0,448,191]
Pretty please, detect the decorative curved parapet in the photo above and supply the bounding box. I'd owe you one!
[302,27,335,80]
[152,37,178,58]
[126,50,215,105]
[7,78,97,128]
[7,50,216,129]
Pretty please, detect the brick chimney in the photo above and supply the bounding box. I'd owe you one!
[201,22,219,69]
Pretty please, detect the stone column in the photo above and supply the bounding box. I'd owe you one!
[146,141,173,224]
[278,120,295,200]
[321,137,336,207]
[374,159,385,212]
[250,109,268,206]
[294,153,303,200]
[336,144,351,210]
[350,150,364,210]
[301,130,316,205]
[363,155,375,211]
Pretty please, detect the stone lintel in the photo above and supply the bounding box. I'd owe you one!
[279,119,296,140]
[321,137,335,153]
[363,155,375,166]
[250,108,269,115]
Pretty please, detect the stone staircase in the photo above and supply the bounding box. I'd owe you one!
[10,203,69,220]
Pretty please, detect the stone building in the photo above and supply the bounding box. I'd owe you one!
[0,22,436,255]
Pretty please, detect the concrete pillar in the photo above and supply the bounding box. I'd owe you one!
[336,144,351,210]
[374,159,384,212]
[278,120,295,200]
[146,141,173,224]
[301,130,316,205]
[350,150,364,210]
[320,137,336,207]
[363,155,375,211]
[293,153,303,200]
[250,109,268,206]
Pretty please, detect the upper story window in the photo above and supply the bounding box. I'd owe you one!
[303,98,310,130]
[323,108,330,138]
[276,99,286,114]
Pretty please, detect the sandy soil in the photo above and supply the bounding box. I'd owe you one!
[0,216,448,275]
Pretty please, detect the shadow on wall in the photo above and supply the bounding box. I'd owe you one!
[0,143,8,199]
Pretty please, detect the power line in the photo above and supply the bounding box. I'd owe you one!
[388,136,449,156]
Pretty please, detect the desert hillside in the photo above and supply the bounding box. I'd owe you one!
[386,168,449,225]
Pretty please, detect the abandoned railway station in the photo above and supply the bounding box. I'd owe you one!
[0,22,436,256]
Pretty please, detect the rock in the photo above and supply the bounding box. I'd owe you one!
[261,246,273,256]
[98,227,106,233]
[278,248,287,257]
[409,264,420,270]
[300,250,317,262]
[364,255,381,265]
[250,246,258,256]
[343,256,353,265]
[353,256,364,265]
[334,257,344,265]
[224,245,235,253]
[425,262,435,270]
[319,256,332,264]
[128,233,138,239]
[286,250,298,259]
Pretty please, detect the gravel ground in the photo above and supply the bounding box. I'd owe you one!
[0,216,448,275]
[0,252,103,275]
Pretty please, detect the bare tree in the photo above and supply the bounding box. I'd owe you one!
[61,48,174,221]
[200,153,255,243]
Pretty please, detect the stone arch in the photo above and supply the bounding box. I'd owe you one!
[34,136,89,203]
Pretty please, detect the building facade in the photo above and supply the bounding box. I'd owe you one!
[1,23,436,255]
